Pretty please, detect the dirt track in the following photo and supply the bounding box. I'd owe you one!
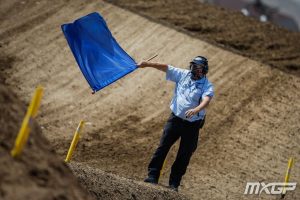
[1,0,299,199]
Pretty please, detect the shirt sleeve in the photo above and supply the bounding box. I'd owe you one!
[202,81,214,99]
[166,65,186,83]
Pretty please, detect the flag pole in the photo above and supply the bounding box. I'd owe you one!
[146,54,158,62]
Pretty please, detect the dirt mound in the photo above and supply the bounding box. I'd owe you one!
[69,162,188,200]
[105,0,300,76]
[0,83,93,200]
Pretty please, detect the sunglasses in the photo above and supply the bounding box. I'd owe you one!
[190,63,205,70]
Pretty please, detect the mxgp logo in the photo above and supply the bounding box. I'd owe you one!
[244,182,297,195]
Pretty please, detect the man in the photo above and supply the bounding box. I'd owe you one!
[138,56,214,192]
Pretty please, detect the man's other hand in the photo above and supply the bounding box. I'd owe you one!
[185,108,200,118]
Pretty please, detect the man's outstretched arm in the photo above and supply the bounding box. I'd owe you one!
[138,61,168,72]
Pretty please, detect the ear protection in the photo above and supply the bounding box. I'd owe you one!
[190,56,209,74]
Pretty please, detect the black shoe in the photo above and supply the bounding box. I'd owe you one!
[169,184,179,192]
[144,177,158,184]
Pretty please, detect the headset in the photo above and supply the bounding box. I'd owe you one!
[189,56,209,75]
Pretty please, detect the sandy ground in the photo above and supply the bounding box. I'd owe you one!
[1,0,299,199]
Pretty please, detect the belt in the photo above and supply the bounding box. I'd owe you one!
[171,112,203,124]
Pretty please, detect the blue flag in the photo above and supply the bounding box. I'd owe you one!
[61,12,137,92]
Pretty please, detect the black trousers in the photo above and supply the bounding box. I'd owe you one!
[147,113,204,187]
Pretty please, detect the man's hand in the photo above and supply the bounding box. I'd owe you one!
[185,108,200,119]
[137,61,148,68]
[185,96,212,119]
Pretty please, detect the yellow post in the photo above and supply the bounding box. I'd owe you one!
[281,157,294,198]
[158,158,167,181]
[65,120,85,162]
[11,86,43,157]
[158,152,170,182]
